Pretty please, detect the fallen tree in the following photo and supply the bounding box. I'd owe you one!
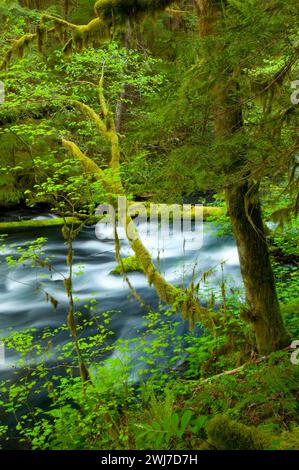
[0,205,224,232]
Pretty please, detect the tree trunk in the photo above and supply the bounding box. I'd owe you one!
[115,85,127,133]
[195,0,290,353]
[115,21,132,133]
[225,183,290,354]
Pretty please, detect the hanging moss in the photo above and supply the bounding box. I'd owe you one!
[1,34,36,70]
[72,17,110,50]
[41,14,110,53]
[207,415,270,450]
[94,0,174,26]
[1,1,169,69]
[12,33,36,58]
[0,27,57,70]
[67,307,77,337]
[64,278,72,298]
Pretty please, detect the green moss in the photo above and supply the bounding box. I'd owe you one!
[277,427,299,450]
[0,185,23,207]
[40,15,109,53]
[0,216,100,233]
[71,17,109,50]
[1,33,36,70]
[128,203,225,221]
[111,255,143,274]
[207,415,270,450]
[95,0,174,25]
[0,205,224,233]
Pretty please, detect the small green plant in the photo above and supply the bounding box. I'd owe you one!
[111,255,143,274]
[133,388,193,449]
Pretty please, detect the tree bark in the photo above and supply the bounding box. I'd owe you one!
[225,183,290,353]
[115,85,127,133]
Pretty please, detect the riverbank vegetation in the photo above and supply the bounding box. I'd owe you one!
[0,0,298,451]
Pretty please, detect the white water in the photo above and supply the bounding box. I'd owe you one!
[0,216,242,373]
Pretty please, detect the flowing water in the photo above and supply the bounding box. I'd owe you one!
[0,214,242,377]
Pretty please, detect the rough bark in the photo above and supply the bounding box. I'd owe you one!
[225,183,290,353]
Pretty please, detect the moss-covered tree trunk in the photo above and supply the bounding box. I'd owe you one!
[195,0,290,353]
[225,183,289,353]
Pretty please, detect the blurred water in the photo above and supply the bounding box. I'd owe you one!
[0,215,242,375]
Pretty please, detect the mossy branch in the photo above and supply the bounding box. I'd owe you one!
[40,14,110,52]
[61,138,106,187]
[71,100,108,135]
[61,138,121,196]
[61,139,104,176]
[99,69,109,117]
[1,13,110,70]
[1,34,36,70]
[0,27,57,70]
[1,0,174,69]
[72,92,120,172]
